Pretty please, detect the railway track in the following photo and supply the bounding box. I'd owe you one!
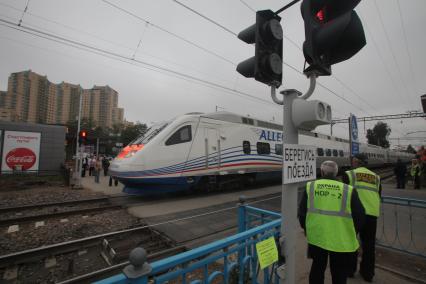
[0,204,122,227]
[0,224,180,283]
[0,197,122,227]
[0,196,110,214]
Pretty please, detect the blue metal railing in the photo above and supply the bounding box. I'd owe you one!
[96,200,282,284]
[377,196,426,258]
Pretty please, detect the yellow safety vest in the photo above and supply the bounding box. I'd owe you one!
[411,165,421,177]
[345,167,380,217]
[306,179,359,252]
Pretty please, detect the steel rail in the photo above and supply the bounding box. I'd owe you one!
[0,205,123,226]
[0,224,156,268]
[0,196,110,213]
[56,246,187,284]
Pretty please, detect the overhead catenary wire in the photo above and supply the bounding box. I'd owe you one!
[2,1,404,130]
[0,2,242,89]
[131,22,149,60]
[101,0,236,66]
[358,12,409,108]
[372,0,417,107]
[238,0,256,12]
[172,0,238,37]
[0,18,277,107]
[18,0,30,26]
[396,0,419,94]
[171,0,374,116]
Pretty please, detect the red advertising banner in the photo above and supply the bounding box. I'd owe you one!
[1,131,41,173]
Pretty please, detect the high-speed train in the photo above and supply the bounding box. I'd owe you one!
[109,112,413,195]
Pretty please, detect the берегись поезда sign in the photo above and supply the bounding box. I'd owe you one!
[283,144,316,184]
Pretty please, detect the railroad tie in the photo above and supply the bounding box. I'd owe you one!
[3,266,18,280]
[7,225,19,233]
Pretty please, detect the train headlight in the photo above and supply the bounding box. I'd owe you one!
[117,144,144,159]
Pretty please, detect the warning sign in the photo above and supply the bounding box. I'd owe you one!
[256,237,279,270]
[283,144,316,184]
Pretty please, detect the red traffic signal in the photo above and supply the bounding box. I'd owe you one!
[79,130,87,145]
[301,0,366,76]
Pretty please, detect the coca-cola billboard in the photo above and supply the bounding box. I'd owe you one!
[1,131,41,173]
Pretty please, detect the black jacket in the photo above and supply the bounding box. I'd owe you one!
[394,161,407,177]
[298,179,365,233]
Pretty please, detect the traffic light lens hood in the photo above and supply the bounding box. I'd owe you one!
[266,53,282,75]
[263,19,283,42]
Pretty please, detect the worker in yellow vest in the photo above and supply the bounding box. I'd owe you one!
[299,161,365,284]
[343,153,381,282]
[411,158,421,189]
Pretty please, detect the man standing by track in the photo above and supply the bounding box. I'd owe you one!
[299,161,365,284]
[343,153,381,282]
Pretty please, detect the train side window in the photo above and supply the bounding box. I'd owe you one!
[275,144,283,156]
[317,148,324,156]
[243,141,251,154]
[326,149,331,156]
[165,125,192,146]
[332,149,338,157]
[257,142,270,155]
[339,150,344,157]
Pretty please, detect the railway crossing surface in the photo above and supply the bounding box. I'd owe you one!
[80,173,426,283]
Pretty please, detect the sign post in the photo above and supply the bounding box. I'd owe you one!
[280,89,300,284]
[349,113,359,165]
[73,93,83,189]
[271,75,328,284]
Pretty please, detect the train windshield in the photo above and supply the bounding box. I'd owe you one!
[117,122,169,159]
[130,122,169,145]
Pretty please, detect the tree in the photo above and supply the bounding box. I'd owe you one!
[366,122,391,148]
[120,122,148,146]
[406,144,417,154]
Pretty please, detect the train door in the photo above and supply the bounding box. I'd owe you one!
[205,128,220,170]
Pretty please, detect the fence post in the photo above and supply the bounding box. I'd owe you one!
[238,196,247,233]
[237,196,247,284]
[123,247,151,284]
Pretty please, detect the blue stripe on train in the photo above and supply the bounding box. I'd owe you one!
[118,171,282,195]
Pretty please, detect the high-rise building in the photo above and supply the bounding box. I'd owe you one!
[0,70,125,128]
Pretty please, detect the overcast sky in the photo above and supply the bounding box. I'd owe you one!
[0,0,425,148]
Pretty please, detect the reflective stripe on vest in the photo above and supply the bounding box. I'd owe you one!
[308,182,352,218]
[305,180,359,252]
[348,170,379,192]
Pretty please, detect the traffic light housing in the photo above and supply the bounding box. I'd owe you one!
[79,130,87,146]
[236,10,283,87]
[292,99,332,131]
[301,0,366,76]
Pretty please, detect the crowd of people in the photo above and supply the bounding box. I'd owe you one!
[394,146,426,190]
[80,154,112,184]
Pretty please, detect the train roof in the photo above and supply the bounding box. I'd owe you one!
[201,111,282,131]
[200,111,349,142]
[192,111,411,154]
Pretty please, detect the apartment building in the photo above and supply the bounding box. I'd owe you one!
[0,70,124,128]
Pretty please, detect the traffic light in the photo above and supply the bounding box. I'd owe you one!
[79,130,87,146]
[301,0,366,76]
[236,10,283,87]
